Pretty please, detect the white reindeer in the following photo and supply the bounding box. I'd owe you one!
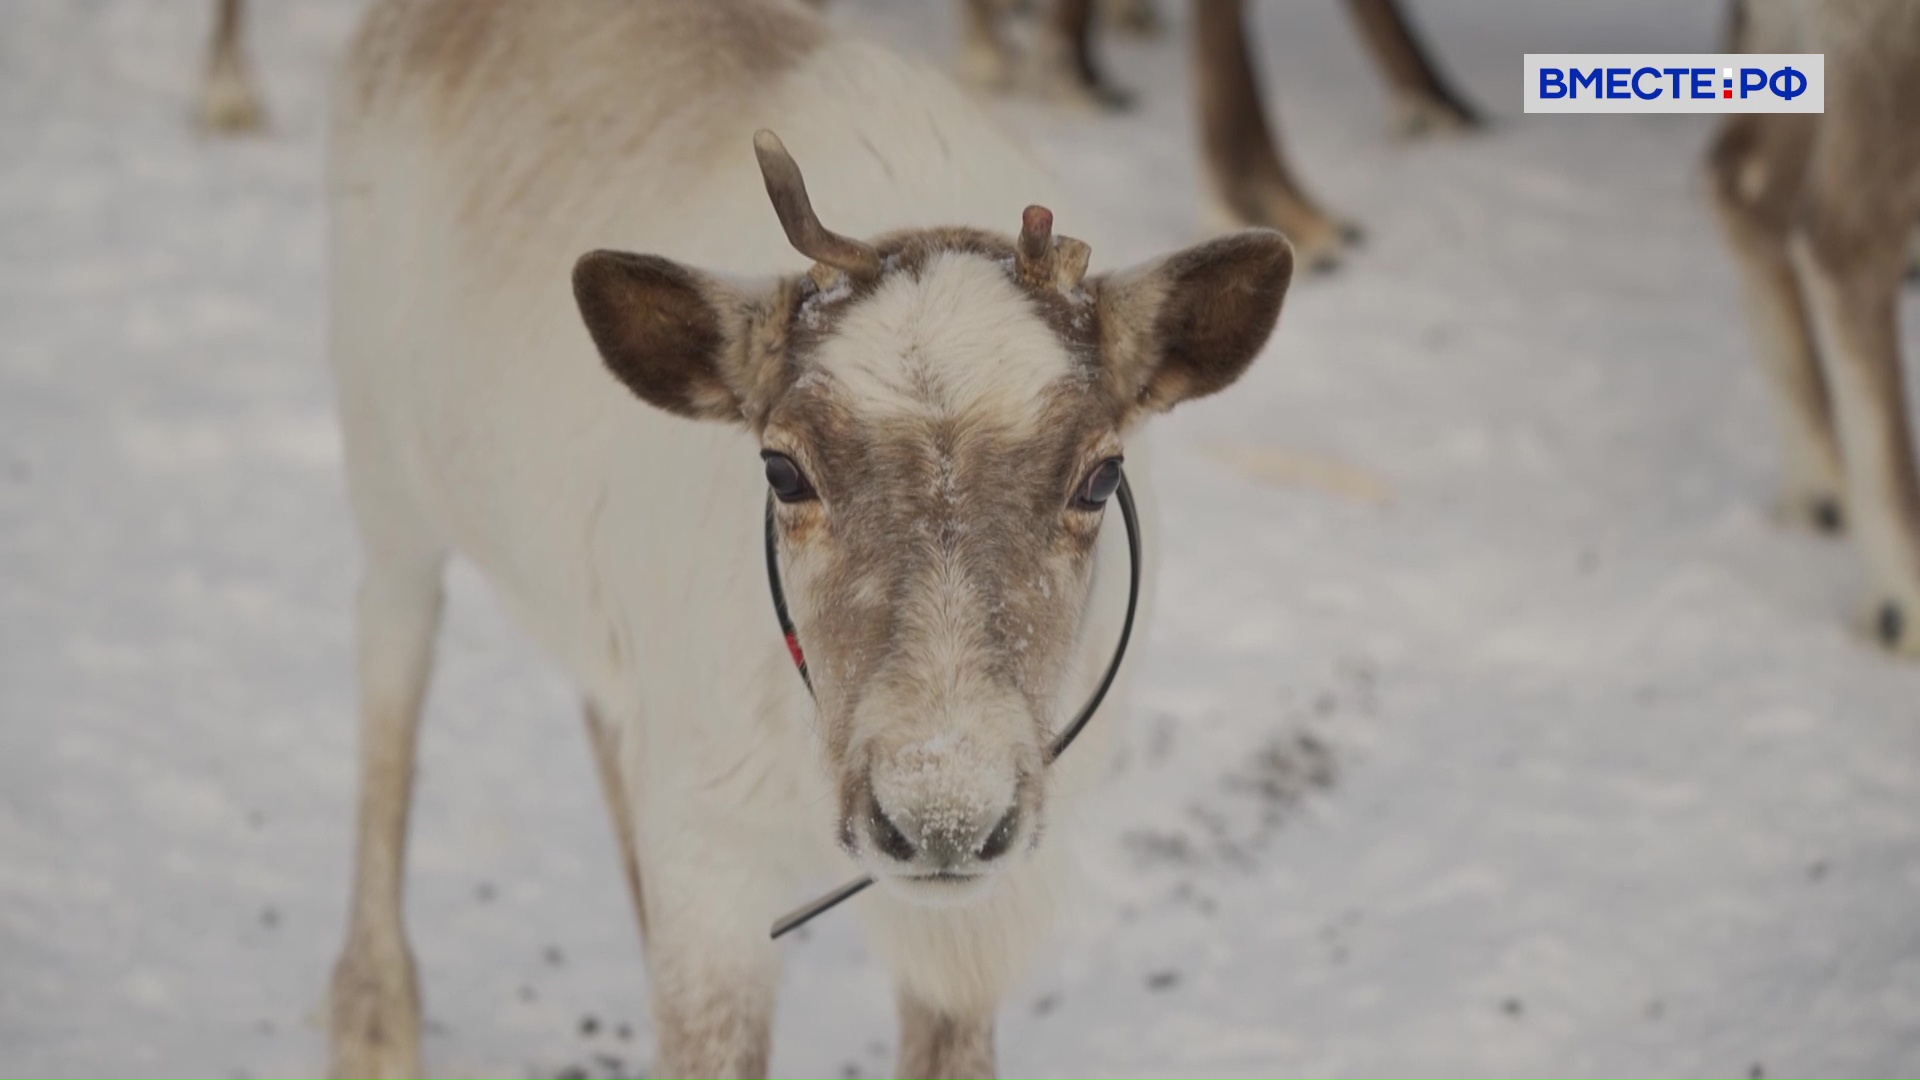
[324,0,1294,1076]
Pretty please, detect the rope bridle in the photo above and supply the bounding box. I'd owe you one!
[763,470,1143,939]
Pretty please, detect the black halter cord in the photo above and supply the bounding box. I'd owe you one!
[763,471,1143,939]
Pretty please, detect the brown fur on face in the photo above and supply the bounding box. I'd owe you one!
[763,363,1119,779]
[574,217,1293,855]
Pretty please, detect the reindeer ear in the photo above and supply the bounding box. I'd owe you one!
[572,250,788,424]
[1090,229,1293,413]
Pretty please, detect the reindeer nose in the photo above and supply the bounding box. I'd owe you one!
[865,792,1020,870]
[869,794,918,863]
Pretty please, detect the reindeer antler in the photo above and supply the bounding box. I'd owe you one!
[1016,204,1092,291]
[1015,205,1055,287]
[753,130,883,280]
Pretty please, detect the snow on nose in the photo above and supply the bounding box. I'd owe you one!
[866,730,1021,871]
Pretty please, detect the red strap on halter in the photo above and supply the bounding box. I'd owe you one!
[784,631,806,671]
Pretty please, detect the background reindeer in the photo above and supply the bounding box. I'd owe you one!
[959,0,1480,269]
[1707,0,1920,652]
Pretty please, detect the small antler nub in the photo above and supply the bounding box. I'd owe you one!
[1017,204,1092,291]
[1015,204,1056,288]
[753,130,883,280]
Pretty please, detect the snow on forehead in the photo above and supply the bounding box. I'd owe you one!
[808,250,1074,427]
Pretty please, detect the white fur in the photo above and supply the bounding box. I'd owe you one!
[816,250,1080,428]
[327,9,1152,1073]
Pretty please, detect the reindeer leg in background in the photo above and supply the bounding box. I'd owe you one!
[1708,110,1844,533]
[1101,0,1166,38]
[1023,0,1135,110]
[1341,0,1479,136]
[1192,0,1354,271]
[958,0,1020,91]
[200,0,266,133]
[1789,56,1920,654]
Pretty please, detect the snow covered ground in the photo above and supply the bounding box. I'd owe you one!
[4,1,1918,1076]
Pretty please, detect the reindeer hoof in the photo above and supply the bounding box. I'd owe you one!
[329,941,423,1080]
[1877,602,1904,647]
[1854,595,1920,656]
[1392,94,1482,140]
[1281,226,1348,276]
[1298,222,1363,275]
[199,59,267,134]
[1306,251,1343,276]
[1199,188,1357,274]
[1772,490,1846,536]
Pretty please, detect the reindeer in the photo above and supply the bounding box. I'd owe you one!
[324,0,1293,1075]
[960,0,1481,269]
[1706,0,1920,653]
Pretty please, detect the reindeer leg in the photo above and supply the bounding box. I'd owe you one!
[897,992,997,1080]
[873,847,1066,1080]
[1708,111,1844,533]
[644,900,780,1076]
[585,704,801,1080]
[636,799,783,1077]
[1021,0,1135,110]
[958,0,1019,92]
[328,545,444,1079]
[1339,0,1479,136]
[1100,0,1165,38]
[589,698,782,1075]
[1789,65,1920,653]
[1191,0,1354,271]
[199,0,266,133]
[583,703,647,943]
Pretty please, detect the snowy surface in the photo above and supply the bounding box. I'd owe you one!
[4,1,1919,1077]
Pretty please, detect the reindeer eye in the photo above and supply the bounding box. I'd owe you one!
[1074,457,1124,510]
[761,451,816,503]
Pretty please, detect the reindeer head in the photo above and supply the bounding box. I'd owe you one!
[573,131,1292,904]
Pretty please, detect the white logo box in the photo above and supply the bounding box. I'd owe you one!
[1523,53,1824,114]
